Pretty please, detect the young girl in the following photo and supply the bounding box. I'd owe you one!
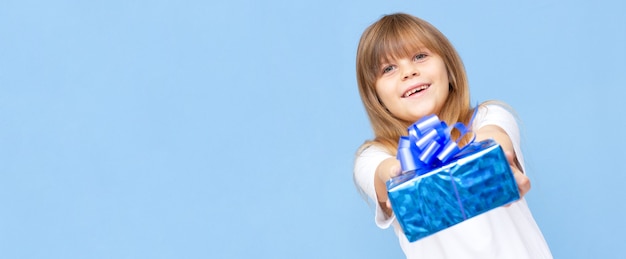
[353,13,553,258]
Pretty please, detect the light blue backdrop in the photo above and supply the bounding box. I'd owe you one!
[1,0,625,258]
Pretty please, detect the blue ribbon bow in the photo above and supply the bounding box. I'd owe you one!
[397,114,475,175]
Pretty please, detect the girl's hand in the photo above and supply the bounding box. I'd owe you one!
[506,151,531,198]
[374,158,402,216]
[376,158,402,185]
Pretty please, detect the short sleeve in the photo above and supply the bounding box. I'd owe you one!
[473,103,526,173]
[353,145,396,228]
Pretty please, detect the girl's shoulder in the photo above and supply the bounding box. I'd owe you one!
[356,137,398,157]
[476,100,517,116]
[356,141,391,157]
[474,100,520,126]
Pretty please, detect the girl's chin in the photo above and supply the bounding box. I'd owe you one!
[403,114,430,123]
[395,106,440,122]
[411,109,435,118]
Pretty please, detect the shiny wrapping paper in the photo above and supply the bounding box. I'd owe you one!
[387,139,520,242]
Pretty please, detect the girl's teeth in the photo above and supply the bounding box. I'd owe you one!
[404,85,429,97]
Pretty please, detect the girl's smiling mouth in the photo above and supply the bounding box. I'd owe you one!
[402,84,430,98]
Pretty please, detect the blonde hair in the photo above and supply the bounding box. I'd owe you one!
[356,13,474,154]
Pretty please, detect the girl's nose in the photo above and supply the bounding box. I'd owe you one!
[403,71,418,80]
[400,60,419,80]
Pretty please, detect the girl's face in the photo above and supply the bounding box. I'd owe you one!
[375,47,449,123]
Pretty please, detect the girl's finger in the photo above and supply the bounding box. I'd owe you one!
[390,164,401,178]
[514,169,531,197]
[505,151,516,165]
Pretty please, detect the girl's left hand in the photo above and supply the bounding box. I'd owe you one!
[506,151,530,198]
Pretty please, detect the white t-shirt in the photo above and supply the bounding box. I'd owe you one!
[354,104,553,259]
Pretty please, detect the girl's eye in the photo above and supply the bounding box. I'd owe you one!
[413,53,428,61]
[382,65,395,74]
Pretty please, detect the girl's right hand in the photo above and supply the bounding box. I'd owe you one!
[375,158,402,215]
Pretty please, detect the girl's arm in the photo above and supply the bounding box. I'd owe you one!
[373,157,401,217]
[354,145,400,221]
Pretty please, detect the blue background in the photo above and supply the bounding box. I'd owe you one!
[1,0,625,258]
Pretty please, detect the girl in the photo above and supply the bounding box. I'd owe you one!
[353,13,553,258]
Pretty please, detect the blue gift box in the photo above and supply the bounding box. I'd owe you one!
[387,139,520,242]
